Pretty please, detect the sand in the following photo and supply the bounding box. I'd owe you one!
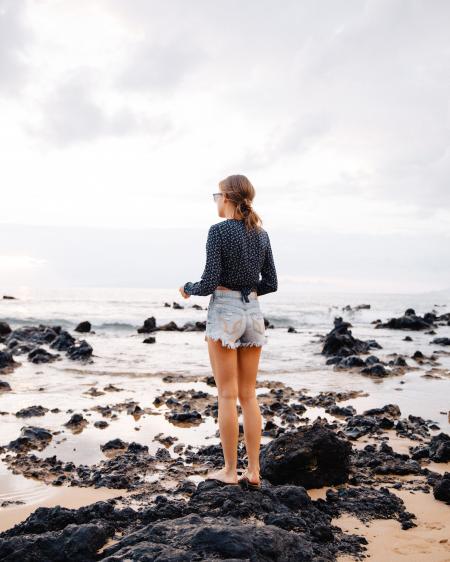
[335,487,450,562]
[0,484,127,533]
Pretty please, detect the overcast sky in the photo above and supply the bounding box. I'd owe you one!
[1,0,449,294]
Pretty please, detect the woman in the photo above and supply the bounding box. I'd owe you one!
[179,174,278,489]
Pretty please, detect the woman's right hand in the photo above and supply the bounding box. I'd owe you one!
[179,286,190,299]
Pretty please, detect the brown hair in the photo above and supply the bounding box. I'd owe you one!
[219,174,263,232]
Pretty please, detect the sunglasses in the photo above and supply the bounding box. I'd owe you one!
[212,192,224,202]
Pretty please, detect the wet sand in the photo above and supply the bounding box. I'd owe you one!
[0,482,127,533]
[335,488,450,561]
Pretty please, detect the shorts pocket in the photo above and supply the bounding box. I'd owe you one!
[249,310,265,335]
[212,305,245,337]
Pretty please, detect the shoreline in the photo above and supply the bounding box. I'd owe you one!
[1,302,449,559]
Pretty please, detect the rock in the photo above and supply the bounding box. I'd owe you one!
[67,340,93,361]
[318,485,417,529]
[27,348,60,364]
[100,512,314,562]
[181,321,206,332]
[376,309,434,331]
[156,321,180,332]
[322,317,381,357]
[433,472,450,504]
[0,522,113,562]
[103,384,122,392]
[101,439,129,452]
[428,432,450,462]
[137,317,157,333]
[343,415,380,440]
[431,337,450,346]
[127,442,149,454]
[64,414,87,427]
[260,423,352,488]
[74,321,91,333]
[353,442,422,477]
[49,331,76,351]
[0,350,17,369]
[94,420,109,429]
[335,355,366,368]
[0,322,12,336]
[142,336,156,344]
[362,404,401,418]
[168,411,202,423]
[8,426,53,452]
[0,381,11,392]
[5,325,61,347]
[360,363,390,377]
[327,404,356,417]
[15,405,49,418]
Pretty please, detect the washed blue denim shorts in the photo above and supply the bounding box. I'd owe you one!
[205,289,268,349]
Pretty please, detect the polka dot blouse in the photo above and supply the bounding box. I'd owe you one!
[183,218,278,302]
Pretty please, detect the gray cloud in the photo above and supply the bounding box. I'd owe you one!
[26,70,173,146]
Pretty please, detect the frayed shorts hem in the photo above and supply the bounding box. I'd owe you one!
[205,333,267,349]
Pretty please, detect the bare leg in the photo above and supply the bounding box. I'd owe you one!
[237,345,263,485]
[205,337,239,483]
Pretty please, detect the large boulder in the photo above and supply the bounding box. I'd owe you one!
[260,423,352,488]
[100,512,314,561]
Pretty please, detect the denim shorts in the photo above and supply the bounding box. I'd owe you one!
[204,289,268,349]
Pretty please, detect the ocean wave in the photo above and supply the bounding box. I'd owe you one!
[0,317,72,328]
[0,318,136,331]
[97,322,136,330]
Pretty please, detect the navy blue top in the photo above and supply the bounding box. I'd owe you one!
[183,218,278,302]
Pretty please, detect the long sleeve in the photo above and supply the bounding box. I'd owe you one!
[256,234,278,296]
[183,224,222,296]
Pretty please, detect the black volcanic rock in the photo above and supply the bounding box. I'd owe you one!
[0,350,17,369]
[67,340,93,361]
[376,308,434,331]
[16,405,49,418]
[0,321,12,336]
[433,472,450,504]
[50,331,76,351]
[8,426,53,452]
[137,317,157,333]
[75,321,91,333]
[322,317,381,361]
[28,348,60,364]
[260,423,352,488]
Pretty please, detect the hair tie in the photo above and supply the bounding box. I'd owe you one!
[240,200,251,215]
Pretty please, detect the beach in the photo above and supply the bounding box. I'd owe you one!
[0,287,449,560]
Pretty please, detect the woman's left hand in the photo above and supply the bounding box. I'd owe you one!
[179,286,189,299]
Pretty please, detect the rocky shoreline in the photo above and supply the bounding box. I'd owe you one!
[0,308,449,561]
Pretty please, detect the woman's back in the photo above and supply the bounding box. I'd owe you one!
[183,218,278,302]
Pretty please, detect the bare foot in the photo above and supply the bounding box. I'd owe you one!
[238,468,260,486]
[206,467,238,484]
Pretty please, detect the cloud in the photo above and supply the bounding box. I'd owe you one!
[1,0,449,236]
[116,37,206,93]
[25,70,173,146]
[0,0,33,95]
